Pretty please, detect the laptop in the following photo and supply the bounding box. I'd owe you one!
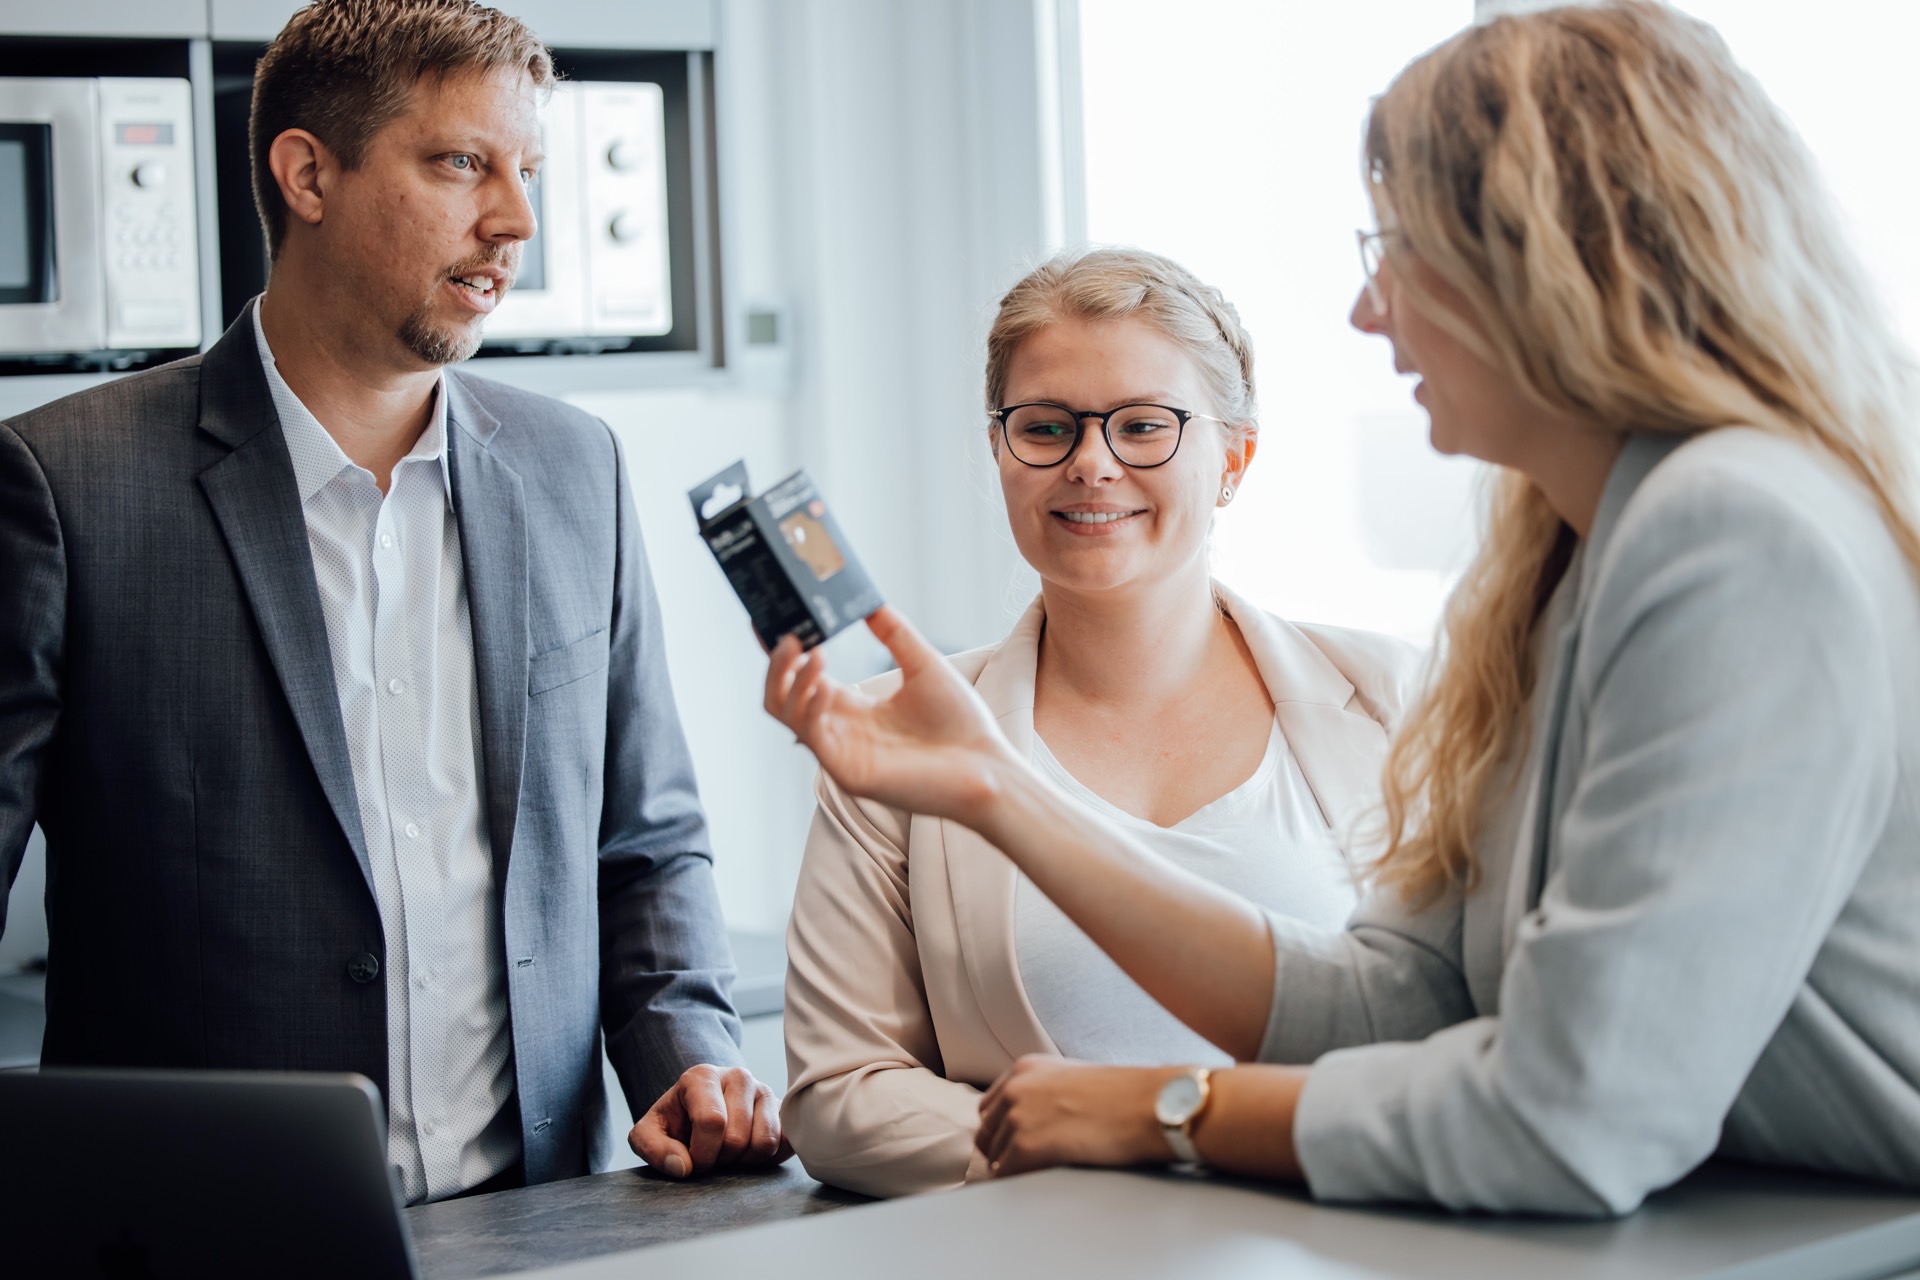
[0,1069,419,1279]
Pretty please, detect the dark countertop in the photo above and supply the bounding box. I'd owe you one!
[408,1160,868,1279]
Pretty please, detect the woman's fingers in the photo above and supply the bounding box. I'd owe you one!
[763,634,803,723]
[865,605,940,676]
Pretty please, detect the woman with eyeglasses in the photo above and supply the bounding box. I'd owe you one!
[767,0,1920,1215]
[778,247,1423,1197]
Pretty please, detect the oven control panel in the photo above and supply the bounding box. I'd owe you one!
[97,78,199,350]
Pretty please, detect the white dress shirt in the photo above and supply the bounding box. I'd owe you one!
[1015,721,1356,1065]
[253,307,517,1204]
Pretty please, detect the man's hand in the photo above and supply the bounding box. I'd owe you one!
[628,1064,793,1178]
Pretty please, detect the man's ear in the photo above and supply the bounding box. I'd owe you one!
[267,128,335,232]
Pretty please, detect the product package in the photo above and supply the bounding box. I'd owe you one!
[689,460,883,650]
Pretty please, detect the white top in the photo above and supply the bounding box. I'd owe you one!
[253,307,516,1205]
[1015,720,1356,1065]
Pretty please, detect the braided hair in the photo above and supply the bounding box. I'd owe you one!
[985,247,1258,434]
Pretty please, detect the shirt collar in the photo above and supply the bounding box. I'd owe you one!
[251,299,453,505]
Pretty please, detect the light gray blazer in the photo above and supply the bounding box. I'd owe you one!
[1258,429,1920,1215]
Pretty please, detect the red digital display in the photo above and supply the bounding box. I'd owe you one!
[115,123,173,147]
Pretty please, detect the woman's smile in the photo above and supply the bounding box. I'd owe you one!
[1050,502,1148,534]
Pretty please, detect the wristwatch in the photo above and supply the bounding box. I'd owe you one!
[1154,1066,1214,1166]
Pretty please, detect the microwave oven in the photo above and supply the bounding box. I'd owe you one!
[0,77,202,362]
[482,80,674,348]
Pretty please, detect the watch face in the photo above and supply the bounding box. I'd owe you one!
[1155,1073,1203,1127]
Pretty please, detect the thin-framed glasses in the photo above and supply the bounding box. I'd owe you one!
[988,402,1225,469]
[1357,228,1391,315]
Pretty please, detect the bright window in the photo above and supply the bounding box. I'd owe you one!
[1077,1,1920,643]
[1078,1,1478,643]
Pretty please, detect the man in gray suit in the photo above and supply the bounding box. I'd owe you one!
[0,0,786,1201]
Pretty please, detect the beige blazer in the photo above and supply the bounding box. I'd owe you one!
[780,584,1424,1197]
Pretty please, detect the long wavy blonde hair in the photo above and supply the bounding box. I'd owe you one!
[1370,0,1920,906]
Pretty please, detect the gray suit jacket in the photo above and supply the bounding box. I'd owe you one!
[1256,429,1920,1215]
[0,306,744,1184]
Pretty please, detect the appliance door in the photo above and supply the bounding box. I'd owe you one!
[579,82,672,337]
[0,79,105,356]
[97,78,201,351]
[481,81,588,342]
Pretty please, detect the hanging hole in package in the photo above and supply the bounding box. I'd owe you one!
[690,461,883,650]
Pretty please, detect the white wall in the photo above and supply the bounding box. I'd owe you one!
[551,0,1062,931]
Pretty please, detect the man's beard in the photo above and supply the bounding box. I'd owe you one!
[398,304,484,367]
[397,251,517,366]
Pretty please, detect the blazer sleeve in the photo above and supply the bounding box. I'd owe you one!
[0,423,61,931]
[1290,468,1899,1216]
[596,427,745,1113]
[782,770,992,1197]
[1257,887,1476,1065]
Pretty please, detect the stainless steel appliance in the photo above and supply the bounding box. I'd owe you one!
[0,77,202,360]
[483,80,674,346]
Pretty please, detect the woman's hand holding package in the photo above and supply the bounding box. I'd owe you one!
[764,606,1021,823]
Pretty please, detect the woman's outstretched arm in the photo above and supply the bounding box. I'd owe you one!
[765,607,1278,1059]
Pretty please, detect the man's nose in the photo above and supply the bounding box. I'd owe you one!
[485,172,538,244]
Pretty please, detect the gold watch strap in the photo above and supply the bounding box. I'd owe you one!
[1159,1066,1213,1167]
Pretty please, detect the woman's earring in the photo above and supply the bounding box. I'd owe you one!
[1220,483,1234,504]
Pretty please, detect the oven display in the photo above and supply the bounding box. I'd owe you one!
[115,122,175,147]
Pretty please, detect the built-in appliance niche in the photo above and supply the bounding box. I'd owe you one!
[210,44,719,361]
[0,38,214,375]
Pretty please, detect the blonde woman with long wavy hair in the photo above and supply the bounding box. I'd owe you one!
[764,0,1920,1215]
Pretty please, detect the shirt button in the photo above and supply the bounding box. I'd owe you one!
[413,972,429,990]
[379,533,394,549]
[346,953,380,984]
[421,1120,438,1138]
[387,677,404,695]
[404,822,420,840]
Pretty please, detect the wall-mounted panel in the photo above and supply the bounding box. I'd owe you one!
[0,2,205,39]
[524,1,715,51]
[208,0,714,48]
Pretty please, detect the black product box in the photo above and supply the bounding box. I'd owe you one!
[689,460,884,650]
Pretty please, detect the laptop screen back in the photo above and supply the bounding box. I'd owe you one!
[0,1069,418,1279]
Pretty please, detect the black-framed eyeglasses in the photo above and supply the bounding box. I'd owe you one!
[988,402,1225,469]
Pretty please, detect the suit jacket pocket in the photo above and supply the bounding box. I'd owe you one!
[529,628,610,695]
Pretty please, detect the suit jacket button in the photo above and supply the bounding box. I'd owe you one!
[347,953,381,984]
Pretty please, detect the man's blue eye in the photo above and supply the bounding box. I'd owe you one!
[449,154,473,170]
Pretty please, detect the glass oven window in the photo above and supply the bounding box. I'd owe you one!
[0,122,55,305]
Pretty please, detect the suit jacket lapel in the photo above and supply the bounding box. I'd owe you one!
[194,303,373,895]
[941,596,1059,1059]
[446,374,529,876]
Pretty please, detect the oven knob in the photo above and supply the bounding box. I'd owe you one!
[606,139,642,172]
[132,162,168,189]
[608,211,641,243]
